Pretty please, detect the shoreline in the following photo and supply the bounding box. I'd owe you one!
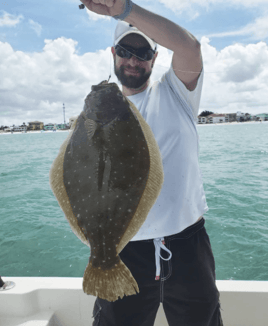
[197,120,268,126]
[0,130,70,135]
[0,121,267,135]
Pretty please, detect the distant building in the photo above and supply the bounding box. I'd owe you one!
[206,114,226,124]
[198,116,207,124]
[28,121,44,130]
[236,111,246,121]
[44,123,69,130]
[225,113,237,122]
[198,113,233,124]
[57,124,68,130]
[11,125,27,132]
[256,113,268,121]
[44,123,57,130]
[245,113,251,121]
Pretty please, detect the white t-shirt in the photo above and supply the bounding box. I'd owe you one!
[128,65,208,241]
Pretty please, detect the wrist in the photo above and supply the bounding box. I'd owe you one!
[113,0,133,21]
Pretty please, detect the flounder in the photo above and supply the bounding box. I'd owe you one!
[49,81,164,302]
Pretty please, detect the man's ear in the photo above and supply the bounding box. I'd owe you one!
[111,46,116,58]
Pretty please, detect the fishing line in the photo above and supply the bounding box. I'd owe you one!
[108,20,113,83]
[108,50,112,82]
[107,17,116,82]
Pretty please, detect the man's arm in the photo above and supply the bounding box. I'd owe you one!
[124,4,202,91]
[80,0,202,91]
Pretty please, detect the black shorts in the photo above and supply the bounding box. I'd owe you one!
[92,218,223,326]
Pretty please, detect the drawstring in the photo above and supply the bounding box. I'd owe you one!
[153,237,172,280]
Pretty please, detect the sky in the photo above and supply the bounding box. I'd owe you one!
[1,0,268,126]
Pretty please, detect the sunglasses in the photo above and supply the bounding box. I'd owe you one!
[115,44,156,61]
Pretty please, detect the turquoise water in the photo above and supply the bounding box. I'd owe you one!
[0,123,268,281]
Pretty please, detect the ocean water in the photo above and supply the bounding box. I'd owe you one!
[0,123,268,281]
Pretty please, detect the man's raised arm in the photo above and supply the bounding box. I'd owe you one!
[80,0,202,90]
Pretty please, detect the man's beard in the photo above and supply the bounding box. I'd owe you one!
[114,64,152,89]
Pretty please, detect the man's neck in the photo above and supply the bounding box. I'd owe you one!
[122,79,150,96]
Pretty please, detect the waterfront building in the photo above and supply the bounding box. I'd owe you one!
[44,123,56,130]
[11,126,27,132]
[57,123,68,130]
[225,113,237,122]
[198,116,207,124]
[245,113,251,121]
[236,111,245,121]
[199,114,227,124]
[28,121,44,130]
[198,113,234,124]
[256,113,268,121]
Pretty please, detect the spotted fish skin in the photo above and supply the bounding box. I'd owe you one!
[63,81,150,272]
[50,80,164,301]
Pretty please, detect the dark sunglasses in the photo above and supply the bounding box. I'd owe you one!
[115,44,156,61]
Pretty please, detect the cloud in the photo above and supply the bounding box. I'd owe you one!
[206,15,268,40]
[0,38,113,127]
[156,0,268,25]
[200,37,268,114]
[157,0,268,14]
[0,36,268,127]
[29,19,42,37]
[0,38,170,127]
[0,11,23,27]
[86,8,111,21]
[157,0,202,19]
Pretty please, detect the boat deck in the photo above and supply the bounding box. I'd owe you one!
[0,277,268,326]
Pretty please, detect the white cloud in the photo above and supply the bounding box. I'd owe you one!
[0,11,23,27]
[29,19,42,37]
[0,38,113,127]
[158,0,268,14]
[0,37,268,127]
[0,37,172,127]
[207,15,268,40]
[200,37,268,114]
[157,0,201,17]
[86,8,111,21]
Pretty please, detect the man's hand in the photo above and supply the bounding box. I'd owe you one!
[80,0,125,17]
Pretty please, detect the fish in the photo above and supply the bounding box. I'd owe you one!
[49,80,164,302]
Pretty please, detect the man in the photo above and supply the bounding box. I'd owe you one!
[80,0,223,325]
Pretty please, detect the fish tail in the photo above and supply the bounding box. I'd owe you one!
[83,260,139,302]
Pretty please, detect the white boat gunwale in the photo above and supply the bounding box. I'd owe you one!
[0,277,268,326]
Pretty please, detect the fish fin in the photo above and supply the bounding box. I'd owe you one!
[83,259,139,301]
[84,118,98,141]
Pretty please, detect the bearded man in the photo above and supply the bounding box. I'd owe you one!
[80,0,223,325]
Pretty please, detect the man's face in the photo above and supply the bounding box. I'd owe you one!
[112,34,157,89]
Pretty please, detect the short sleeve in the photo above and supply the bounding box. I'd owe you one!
[165,64,204,121]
